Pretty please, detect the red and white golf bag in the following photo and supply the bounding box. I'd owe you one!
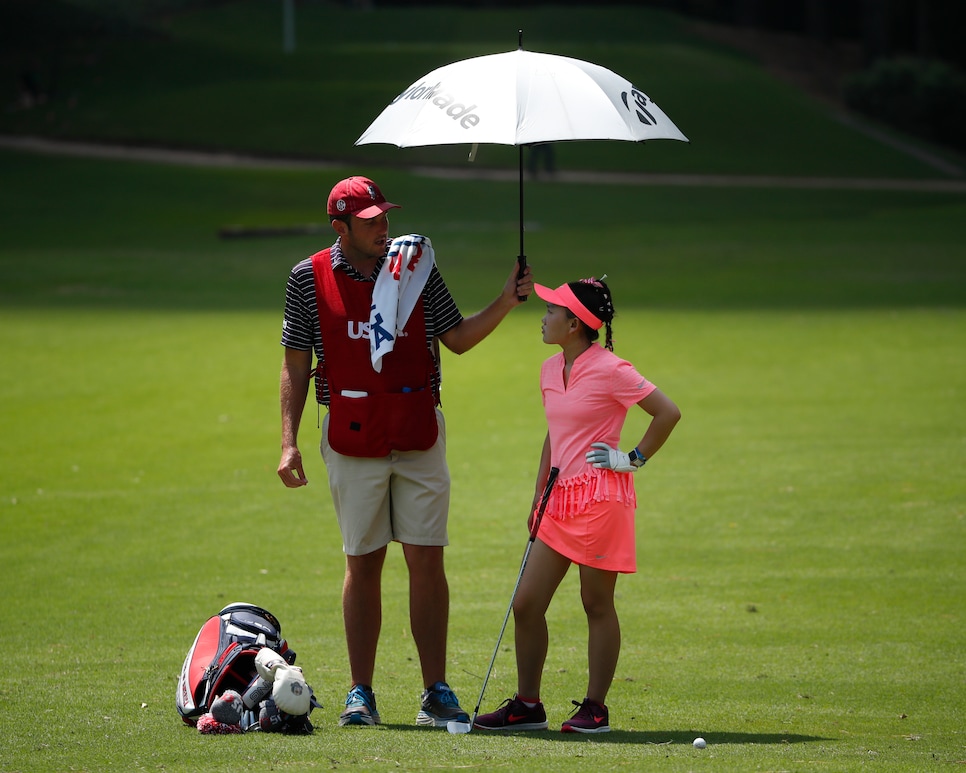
[176,602,300,725]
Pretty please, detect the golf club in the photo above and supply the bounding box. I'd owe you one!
[463,466,560,732]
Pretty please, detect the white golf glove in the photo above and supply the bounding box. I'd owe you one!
[586,442,638,473]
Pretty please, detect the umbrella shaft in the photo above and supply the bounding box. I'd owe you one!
[518,145,524,259]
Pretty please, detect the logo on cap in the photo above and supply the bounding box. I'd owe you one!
[327,176,400,218]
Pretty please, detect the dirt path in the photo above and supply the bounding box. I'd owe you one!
[3,134,965,193]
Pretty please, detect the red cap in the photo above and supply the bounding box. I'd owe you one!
[326,176,401,219]
[534,282,604,330]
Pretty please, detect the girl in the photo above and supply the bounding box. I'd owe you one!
[474,276,681,733]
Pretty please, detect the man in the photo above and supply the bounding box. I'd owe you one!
[277,176,533,728]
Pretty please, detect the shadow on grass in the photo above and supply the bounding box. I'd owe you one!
[377,724,830,745]
[589,730,831,745]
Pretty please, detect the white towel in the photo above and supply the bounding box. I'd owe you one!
[369,234,435,372]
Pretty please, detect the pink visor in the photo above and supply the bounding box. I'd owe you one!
[534,282,603,330]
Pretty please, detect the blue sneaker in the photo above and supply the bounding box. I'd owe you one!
[416,681,470,727]
[339,684,380,726]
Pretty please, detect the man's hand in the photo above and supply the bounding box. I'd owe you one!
[585,442,637,473]
[506,262,534,306]
[278,445,308,487]
[278,347,311,487]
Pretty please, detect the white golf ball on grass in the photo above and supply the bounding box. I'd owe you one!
[693,737,707,749]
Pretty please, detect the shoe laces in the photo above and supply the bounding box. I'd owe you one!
[492,696,518,718]
[568,698,603,719]
[428,681,459,707]
[347,684,375,708]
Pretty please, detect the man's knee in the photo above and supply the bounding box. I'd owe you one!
[403,544,446,585]
[346,547,387,581]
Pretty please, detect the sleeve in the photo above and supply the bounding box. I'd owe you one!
[280,259,316,352]
[610,359,656,408]
[424,263,463,337]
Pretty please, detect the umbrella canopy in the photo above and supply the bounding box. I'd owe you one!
[356,48,688,147]
[355,44,688,288]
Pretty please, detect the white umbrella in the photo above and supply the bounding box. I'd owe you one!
[355,39,689,281]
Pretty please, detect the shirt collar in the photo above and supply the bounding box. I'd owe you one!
[331,237,385,281]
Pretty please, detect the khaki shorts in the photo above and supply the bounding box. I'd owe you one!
[321,408,449,556]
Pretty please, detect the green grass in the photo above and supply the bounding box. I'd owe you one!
[1,148,964,772]
[1,2,965,770]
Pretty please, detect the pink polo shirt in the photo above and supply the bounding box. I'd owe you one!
[540,343,655,519]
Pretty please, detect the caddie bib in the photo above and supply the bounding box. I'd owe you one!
[311,249,438,457]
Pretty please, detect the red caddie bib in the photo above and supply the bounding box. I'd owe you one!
[311,249,438,457]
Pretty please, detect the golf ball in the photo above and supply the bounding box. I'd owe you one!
[693,737,707,749]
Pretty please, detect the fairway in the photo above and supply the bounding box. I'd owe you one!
[1,2,965,770]
[1,152,963,771]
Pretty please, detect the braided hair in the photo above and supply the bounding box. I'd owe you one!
[566,276,616,351]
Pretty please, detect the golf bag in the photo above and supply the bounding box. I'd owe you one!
[176,602,297,725]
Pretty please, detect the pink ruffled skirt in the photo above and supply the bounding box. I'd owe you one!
[537,470,637,573]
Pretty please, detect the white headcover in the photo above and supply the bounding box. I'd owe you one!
[272,666,311,715]
[255,648,287,682]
